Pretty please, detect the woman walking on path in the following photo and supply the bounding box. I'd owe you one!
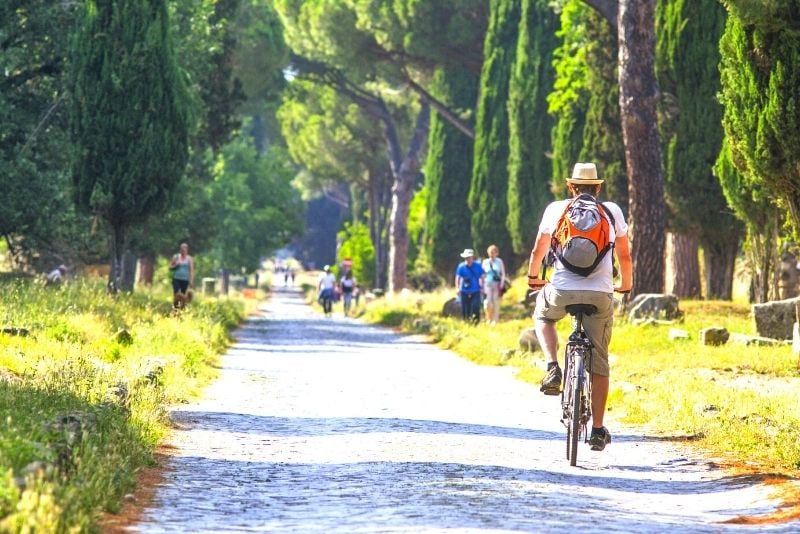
[169,243,195,309]
[481,244,506,324]
[340,270,357,316]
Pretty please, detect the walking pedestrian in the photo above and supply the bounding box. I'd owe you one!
[317,265,337,316]
[340,270,357,316]
[454,248,484,325]
[169,243,195,309]
[527,162,632,451]
[481,245,506,324]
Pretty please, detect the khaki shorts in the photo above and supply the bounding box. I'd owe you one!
[533,286,614,376]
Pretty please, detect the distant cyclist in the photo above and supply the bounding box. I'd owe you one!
[317,265,337,315]
[527,162,632,451]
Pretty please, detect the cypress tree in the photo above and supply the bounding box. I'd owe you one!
[70,0,189,291]
[716,7,800,301]
[715,141,780,303]
[506,0,557,259]
[423,66,480,279]
[719,4,800,235]
[469,0,520,257]
[656,0,741,299]
[579,8,626,211]
[549,2,625,206]
[549,0,589,198]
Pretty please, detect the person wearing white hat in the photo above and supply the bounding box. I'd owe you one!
[526,162,633,452]
[454,248,485,324]
[317,265,337,316]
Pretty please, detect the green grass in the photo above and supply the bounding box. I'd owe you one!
[0,278,245,532]
[357,288,800,474]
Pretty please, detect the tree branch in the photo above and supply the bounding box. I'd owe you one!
[404,73,474,139]
[583,0,618,32]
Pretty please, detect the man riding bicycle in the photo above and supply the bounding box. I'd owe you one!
[527,162,633,451]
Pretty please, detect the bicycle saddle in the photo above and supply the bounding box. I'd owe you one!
[565,303,597,316]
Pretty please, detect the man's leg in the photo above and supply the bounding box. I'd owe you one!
[460,292,470,320]
[535,319,559,364]
[591,373,609,428]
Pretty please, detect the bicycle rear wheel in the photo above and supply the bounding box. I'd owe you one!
[567,352,585,466]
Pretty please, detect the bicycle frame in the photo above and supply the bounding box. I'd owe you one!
[561,307,594,466]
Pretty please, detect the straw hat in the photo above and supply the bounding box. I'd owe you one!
[567,162,604,185]
[460,248,475,258]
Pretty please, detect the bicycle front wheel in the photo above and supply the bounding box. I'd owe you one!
[567,352,585,466]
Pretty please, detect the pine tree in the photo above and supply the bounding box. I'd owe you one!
[70,0,190,291]
[423,66,480,279]
[469,0,520,257]
[506,0,557,259]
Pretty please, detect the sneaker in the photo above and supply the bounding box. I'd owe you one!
[588,426,611,451]
[540,365,562,395]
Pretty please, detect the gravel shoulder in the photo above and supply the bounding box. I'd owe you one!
[127,287,800,533]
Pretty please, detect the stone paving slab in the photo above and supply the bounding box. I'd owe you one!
[129,287,799,533]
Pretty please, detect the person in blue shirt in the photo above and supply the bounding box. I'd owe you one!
[454,248,485,324]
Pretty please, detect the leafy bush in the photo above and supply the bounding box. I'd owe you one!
[337,222,375,287]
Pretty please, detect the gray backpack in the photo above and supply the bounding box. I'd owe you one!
[550,194,616,276]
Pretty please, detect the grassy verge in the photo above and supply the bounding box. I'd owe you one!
[0,278,247,532]
[354,285,800,474]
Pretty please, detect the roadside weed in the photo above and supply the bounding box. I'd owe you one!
[0,278,244,532]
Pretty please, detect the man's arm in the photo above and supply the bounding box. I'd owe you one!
[614,235,633,293]
[527,231,551,286]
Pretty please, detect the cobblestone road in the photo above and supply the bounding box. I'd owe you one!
[131,287,799,533]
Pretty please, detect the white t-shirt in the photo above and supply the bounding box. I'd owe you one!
[319,273,336,290]
[538,198,628,293]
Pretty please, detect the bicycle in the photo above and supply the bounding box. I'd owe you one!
[561,303,596,466]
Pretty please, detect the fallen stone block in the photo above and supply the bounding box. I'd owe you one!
[412,318,432,333]
[1,326,29,337]
[699,327,729,346]
[112,328,134,346]
[668,328,690,341]
[729,333,787,347]
[752,297,800,340]
[518,328,540,352]
[442,298,461,318]
[628,294,681,322]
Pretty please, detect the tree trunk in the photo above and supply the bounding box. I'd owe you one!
[617,0,665,296]
[138,253,155,285]
[387,103,430,293]
[703,234,739,300]
[119,251,137,292]
[669,232,700,298]
[108,223,127,294]
[747,217,780,303]
[367,170,391,290]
